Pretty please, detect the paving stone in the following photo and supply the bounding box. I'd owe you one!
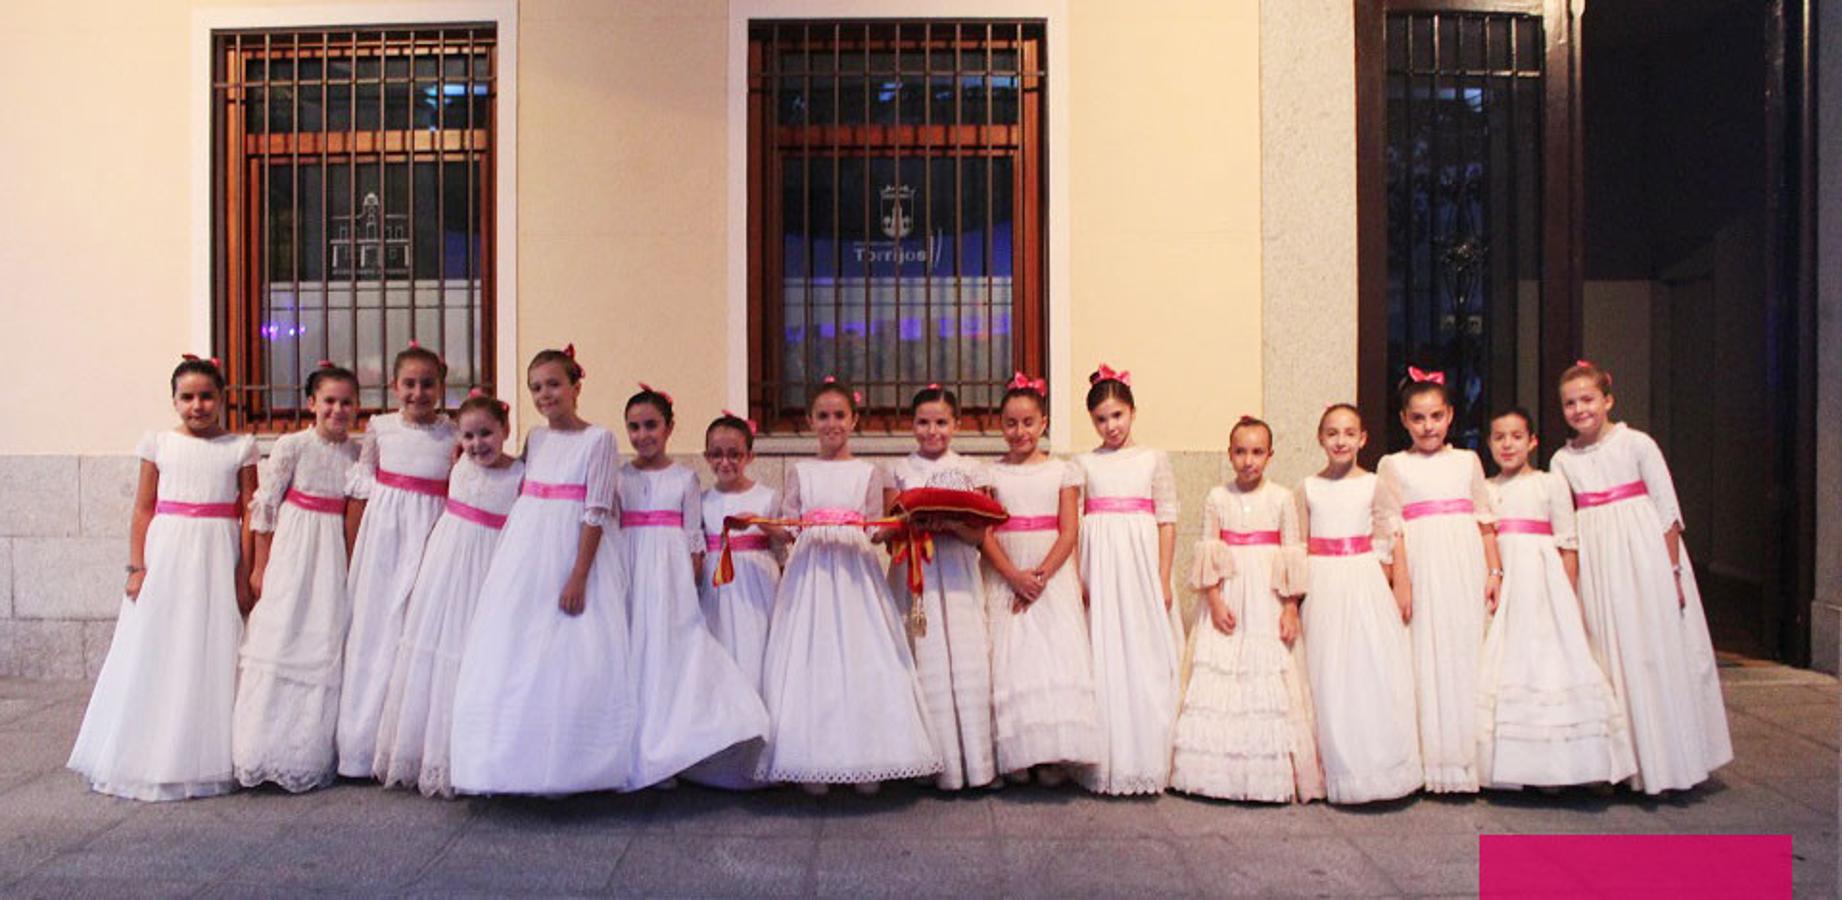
[413,819,630,894]
[1156,791,1339,838]
[3,875,204,898]
[0,817,118,887]
[11,537,123,622]
[1791,828,1840,886]
[1186,834,1400,897]
[297,779,478,830]
[1327,793,1516,836]
[37,818,284,882]
[814,837,1000,898]
[1741,701,1840,749]
[0,772,136,827]
[467,789,657,832]
[608,834,813,896]
[1006,837,1196,898]
[647,783,825,838]
[1346,832,1481,895]
[78,456,140,539]
[0,457,79,538]
[215,823,456,892]
[816,786,996,839]
[994,788,1171,838]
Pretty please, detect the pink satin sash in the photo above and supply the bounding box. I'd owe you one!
[522,480,588,501]
[376,467,449,497]
[1574,480,1647,509]
[621,510,685,528]
[154,500,240,519]
[1495,518,1554,536]
[997,515,1059,532]
[285,488,345,515]
[1084,496,1155,515]
[709,533,770,552]
[445,498,507,529]
[1308,535,1374,556]
[1401,498,1475,520]
[1220,529,1282,546]
[805,507,868,526]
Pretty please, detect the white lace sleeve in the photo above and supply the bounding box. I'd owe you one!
[1151,450,1178,524]
[865,464,893,518]
[1189,489,1232,590]
[1059,458,1084,489]
[344,426,381,500]
[1369,471,1396,565]
[1274,484,1309,596]
[582,429,619,528]
[1632,429,1685,531]
[249,432,302,533]
[681,468,704,555]
[134,432,160,463]
[1466,451,1498,525]
[1546,472,1580,551]
[236,435,260,469]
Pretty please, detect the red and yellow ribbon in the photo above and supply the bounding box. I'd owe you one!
[711,513,936,636]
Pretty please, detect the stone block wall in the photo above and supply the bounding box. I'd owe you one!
[0,449,1228,681]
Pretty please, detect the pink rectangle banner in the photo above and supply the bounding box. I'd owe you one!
[1480,834,1792,898]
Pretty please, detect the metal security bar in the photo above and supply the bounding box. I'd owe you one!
[211,26,496,430]
[1383,11,1543,451]
[747,21,1046,433]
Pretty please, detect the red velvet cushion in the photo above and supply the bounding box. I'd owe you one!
[890,487,1009,524]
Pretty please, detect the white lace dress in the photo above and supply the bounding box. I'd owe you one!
[889,450,997,790]
[686,482,781,789]
[1552,423,1732,793]
[1375,447,1496,793]
[618,462,769,789]
[337,412,456,778]
[1476,469,1636,789]
[983,458,1102,775]
[754,459,943,785]
[372,455,524,798]
[1298,472,1422,804]
[449,426,637,795]
[1074,445,1184,795]
[69,431,257,801]
[1171,480,1324,803]
[233,428,358,792]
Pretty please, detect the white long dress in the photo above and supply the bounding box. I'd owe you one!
[449,426,637,795]
[68,431,257,801]
[1298,472,1422,804]
[686,482,781,789]
[1171,480,1325,803]
[1074,445,1184,796]
[372,455,524,798]
[337,412,455,778]
[889,450,997,790]
[754,459,943,785]
[1375,447,1495,793]
[1476,469,1636,789]
[1552,423,1732,793]
[619,462,770,790]
[983,458,1102,775]
[233,428,359,792]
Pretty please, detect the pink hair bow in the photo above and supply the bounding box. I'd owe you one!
[1574,358,1611,386]
[181,352,223,369]
[316,359,335,369]
[819,375,862,405]
[722,409,759,436]
[1237,414,1259,426]
[1407,366,1445,385]
[638,381,674,405]
[1007,371,1047,394]
[563,343,585,378]
[467,386,485,399]
[1090,363,1131,386]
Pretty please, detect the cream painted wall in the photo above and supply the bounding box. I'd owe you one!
[0,0,1264,455]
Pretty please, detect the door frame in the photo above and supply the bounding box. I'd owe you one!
[1353,0,1583,464]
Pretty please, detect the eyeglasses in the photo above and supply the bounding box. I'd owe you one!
[704,449,748,462]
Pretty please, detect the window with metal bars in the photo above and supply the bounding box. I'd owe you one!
[747,20,1046,433]
[211,26,496,431]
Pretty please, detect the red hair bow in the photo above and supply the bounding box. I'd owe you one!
[1007,371,1047,394]
[316,359,335,369]
[181,352,223,369]
[638,381,674,405]
[1407,366,1445,385]
[1090,363,1131,386]
[562,343,585,378]
[722,409,759,435]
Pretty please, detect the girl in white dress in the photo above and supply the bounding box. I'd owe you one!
[1074,365,1184,796]
[1476,407,1636,789]
[450,346,638,795]
[1172,416,1324,803]
[1550,361,1731,794]
[685,412,786,790]
[69,356,257,801]
[337,343,456,778]
[373,392,524,798]
[234,362,361,792]
[1375,373,1503,793]
[980,374,1101,785]
[1299,404,1421,804]
[889,385,998,791]
[754,379,943,793]
[618,385,769,790]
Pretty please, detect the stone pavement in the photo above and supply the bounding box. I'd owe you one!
[0,664,1835,898]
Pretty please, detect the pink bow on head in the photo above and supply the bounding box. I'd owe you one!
[1574,358,1612,387]
[1007,371,1048,394]
[467,386,485,399]
[1407,366,1445,385]
[1237,414,1259,426]
[1090,363,1131,386]
[722,409,759,436]
[563,343,585,378]
[316,359,335,370]
[181,352,223,369]
[926,382,941,390]
[638,381,674,405]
